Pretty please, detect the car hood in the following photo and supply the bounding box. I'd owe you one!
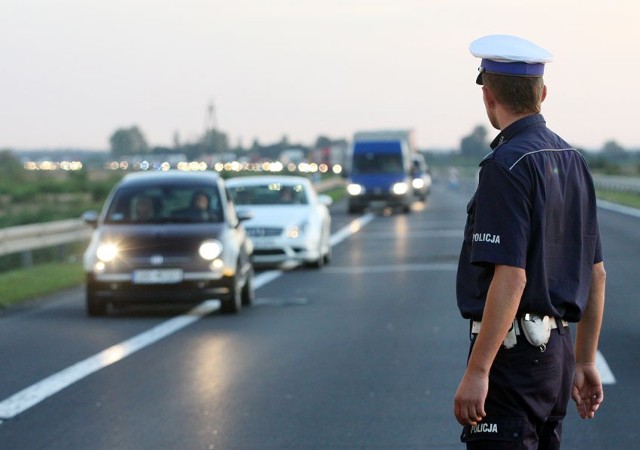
[239,205,312,227]
[95,222,227,251]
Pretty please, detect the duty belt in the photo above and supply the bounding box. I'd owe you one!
[471,314,569,351]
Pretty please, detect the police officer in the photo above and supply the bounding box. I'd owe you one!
[453,35,606,449]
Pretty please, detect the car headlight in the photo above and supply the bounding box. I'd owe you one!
[412,178,425,189]
[286,220,308,239]
[286,226,300,239]
[391,182,409,195]
[96,243,118,262]
[347,183,364,196]
[199,240,223,260]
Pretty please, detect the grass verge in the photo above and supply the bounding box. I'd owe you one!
[596,189,640,209]
[0,261,84,311]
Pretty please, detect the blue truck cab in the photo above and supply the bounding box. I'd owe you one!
[346,130,414,214]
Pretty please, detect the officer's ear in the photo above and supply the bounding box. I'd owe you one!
[541,84,548,103]
[482,85,496,108]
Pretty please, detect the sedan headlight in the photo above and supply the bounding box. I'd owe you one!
[347,183,364,196]
[391,182,409,195]
[199,239,223,260]
[96,243,118,262]
[286,221,308,239]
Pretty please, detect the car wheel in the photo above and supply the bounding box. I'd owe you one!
[347,203,362,215]
[220,271,242,314]
[322,243,332,265]
[307,239,326,269]
[86,287,107,317]
[241,266,255,306]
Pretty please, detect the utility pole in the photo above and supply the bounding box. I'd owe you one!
[203,99,220,162]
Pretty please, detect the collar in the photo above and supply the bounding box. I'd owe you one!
[489,114,546,150]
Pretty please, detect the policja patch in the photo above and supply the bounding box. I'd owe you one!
[460,416,524,443]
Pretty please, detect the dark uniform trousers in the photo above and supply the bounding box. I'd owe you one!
[461,325,574,450]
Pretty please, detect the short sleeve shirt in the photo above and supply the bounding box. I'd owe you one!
[456,114,603,322]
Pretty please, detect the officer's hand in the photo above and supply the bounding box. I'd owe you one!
[454,368,488,426]
[572,363,603,419]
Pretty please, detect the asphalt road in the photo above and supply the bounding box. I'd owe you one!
[0,180,635,449]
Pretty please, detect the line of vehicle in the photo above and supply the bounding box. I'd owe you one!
[0,215,376,424]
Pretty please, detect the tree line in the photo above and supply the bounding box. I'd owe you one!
[109,125,346,164]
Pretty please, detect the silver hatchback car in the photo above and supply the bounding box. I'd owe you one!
[82,171,254,316]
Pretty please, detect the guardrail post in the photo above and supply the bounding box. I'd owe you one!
[21,250,33,268]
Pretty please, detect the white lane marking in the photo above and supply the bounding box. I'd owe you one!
[597,350,616,384]
[329,213,375,246]
[597,199,640,218]
[0,215,376,422]
[0,299,222,420]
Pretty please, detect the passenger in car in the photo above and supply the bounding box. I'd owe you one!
[133,196,156,221]
[186,191,219,221]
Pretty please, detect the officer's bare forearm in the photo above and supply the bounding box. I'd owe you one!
[467,265,526,374]
[575,262,606,364]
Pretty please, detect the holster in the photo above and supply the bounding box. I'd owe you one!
[519,313,552,349]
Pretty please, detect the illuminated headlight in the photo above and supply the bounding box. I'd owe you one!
[96,243,118,262]
[347,183,364,196]
[391,182,409,195]
[286,226,300,239]
[199,240,223,260]
[286,221,307,239]
[412,178,425,189]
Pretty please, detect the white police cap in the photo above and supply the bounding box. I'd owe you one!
[470,34,553,85]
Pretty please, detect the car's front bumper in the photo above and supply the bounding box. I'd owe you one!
[86,272,234,304]
[250,236,321,266]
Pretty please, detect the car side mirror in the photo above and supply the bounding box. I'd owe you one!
[237,210,253,222]
[318,195,333,207]
[82,210,99,227]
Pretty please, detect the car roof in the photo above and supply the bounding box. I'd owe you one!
[118,170,223,188]
[225,175,311,187]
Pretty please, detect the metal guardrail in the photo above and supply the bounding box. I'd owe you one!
[592,175,640,194]
[0,219,93,258]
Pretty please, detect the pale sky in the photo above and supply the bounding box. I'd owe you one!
[2,0,638,151]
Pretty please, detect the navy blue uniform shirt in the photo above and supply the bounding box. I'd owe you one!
[456,114,603,322]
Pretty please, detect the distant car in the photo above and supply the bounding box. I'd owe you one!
[410,153,432,201]
[226,175,332,268]
[82,171,254,316]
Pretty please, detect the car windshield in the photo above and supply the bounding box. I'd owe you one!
[104,184,224,224]
[228,183,308,206]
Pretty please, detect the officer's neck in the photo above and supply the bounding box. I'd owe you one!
[494,105,536,131]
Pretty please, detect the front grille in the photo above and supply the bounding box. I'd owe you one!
[254,249,287,256]
[245,227,283,237]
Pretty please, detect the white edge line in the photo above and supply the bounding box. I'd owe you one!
[0,300,221,419]
[597,350,616,384]
[0,214,376,422]
[597,199,640,218]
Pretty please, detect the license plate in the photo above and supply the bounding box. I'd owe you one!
[133,269,183,284]
[251,239,276,249]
